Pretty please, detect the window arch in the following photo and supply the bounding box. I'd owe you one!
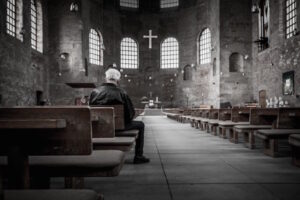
[120,0,139,8]
[30,0,43,52]
[160,0,179,8]
[120,37,138,69]
[286,0,297,39]
[161,37,179,69]
[89,29,103,66]
[6,0,23,41]
[229,53,244,72]
[199,28,211,65]
[258,0,270,50]
[183,65,192,81]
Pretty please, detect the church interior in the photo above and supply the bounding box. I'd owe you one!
[1,0,300,200]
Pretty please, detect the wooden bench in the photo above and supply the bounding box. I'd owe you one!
[0,107,125,190]
[196,109,211,131]
[187,109,204,129]
[289,134,300,167]
[232,108,277,148]
[254,108,300,157]
[256,129,300,157]
[218,108,250,139]
[90,107,135,151]
[209,109,231,136]
[163,108,183,121]
[4,189,101,200]
[206,109,219,134]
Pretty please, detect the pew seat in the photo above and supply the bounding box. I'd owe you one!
[92,137,135,151]
[255,129,300,157]
[116,129,139,138]
[289,134,300,167]
[218,121,250,139]
[4,190,101,200]
[0,150,125,187]
[233,125,272,149]
[207,119,219,135]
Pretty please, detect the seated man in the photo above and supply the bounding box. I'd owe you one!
[89,68,150,164]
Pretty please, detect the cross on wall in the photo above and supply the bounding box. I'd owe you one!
[143,30,158,49]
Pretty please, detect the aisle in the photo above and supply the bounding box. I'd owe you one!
[88,116,300,200]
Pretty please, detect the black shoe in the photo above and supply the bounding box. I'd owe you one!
[133,155,150,164]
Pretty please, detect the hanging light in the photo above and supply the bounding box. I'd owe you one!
[70,2,79,12]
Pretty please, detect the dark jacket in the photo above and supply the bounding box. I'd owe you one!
[89,83,135,125]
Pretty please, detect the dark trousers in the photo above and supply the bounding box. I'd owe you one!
[125,120,145,157]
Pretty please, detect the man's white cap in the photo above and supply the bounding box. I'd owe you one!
[105,68,121,81]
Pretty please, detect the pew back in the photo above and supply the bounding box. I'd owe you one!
[90,107,115,138]
[90,105,125,130]
[277,108,300,129]
[218,109,231,121]
[0,107,92,155]
[250,108,279,127]
[231,107,250,122]
[209,109,219,119]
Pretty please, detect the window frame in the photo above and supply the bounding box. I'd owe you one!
[30,0,38,50]
[89,29,103,66]
[120,37,139,69]
[120,0,139,9]
[160,0,179,8]
[160,37,179,69]
[6,0,17,37]
[199,28,212,65]
[285,0,297,39]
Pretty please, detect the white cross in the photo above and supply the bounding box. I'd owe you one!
[143,30,158,49]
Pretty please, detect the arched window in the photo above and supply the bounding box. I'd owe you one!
[120,0,139,8]
[160,0,179,8]
[89,29,103,66]
[229,53,244,72]
[286,0,297,39]
[183,65,192,81]
[161,37,179,69]
[30,0,43,52]
[6,0,23,41]
[120,37,138,69]
[258,0,270,50]
[199,28,211,65]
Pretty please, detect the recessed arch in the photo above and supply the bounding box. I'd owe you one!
[229,53,244,72]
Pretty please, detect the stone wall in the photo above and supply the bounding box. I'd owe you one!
[219,0,253,107]
[251,0,300,106]
[1,0,299,108]
[0,0,49,106]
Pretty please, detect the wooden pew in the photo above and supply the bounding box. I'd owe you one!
[233,108,276,149]
[90,107,135,151]
[218,108,250,139]
[197,109,212,131]
[163,108,183,121]
[207,109,232,136]
[0,106,124,200]
[100,105,140,138]
[186,109,203,128]
[206,109,219,134]
[4,190,101,200]
[0,107,125,190]
[255,108,300,157]
[289,134,300,167]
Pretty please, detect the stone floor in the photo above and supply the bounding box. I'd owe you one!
[55,116,300,200]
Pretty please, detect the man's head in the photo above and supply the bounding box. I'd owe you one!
[105,68,121,85]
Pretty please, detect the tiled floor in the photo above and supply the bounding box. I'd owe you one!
[56,116,300,200]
